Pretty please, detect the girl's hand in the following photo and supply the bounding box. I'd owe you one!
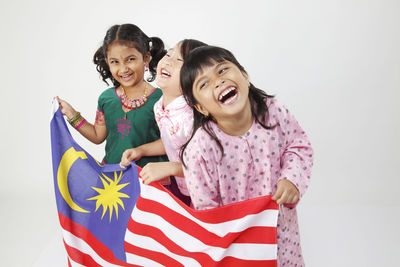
[56,96,77,119]
[272,179,300,205]
[120,148,144,168]
[140,162,176,185]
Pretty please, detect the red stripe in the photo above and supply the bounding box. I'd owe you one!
[145,180,278,223]
[59,213,139,267]
[63,240,102,267]
[186,195,278,223]
[136,197,277,246]
[217,256,277,267]
[126,219,276,266]
[124,241,184,266]
[233,227,277,244]
[68,257,72,267]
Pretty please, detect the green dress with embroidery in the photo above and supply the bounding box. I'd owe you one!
[97,87,168,167]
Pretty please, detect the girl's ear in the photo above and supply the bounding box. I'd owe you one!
[241,70,250,85]
[144,52,151,65]
[242,71,248,79]
[194,103,209,117]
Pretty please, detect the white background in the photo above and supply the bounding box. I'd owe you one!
[1,0,399,266]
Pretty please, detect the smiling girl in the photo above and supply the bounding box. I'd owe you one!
[57,24,167,167]
[180,46,314,266]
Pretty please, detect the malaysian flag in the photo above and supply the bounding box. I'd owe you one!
[50,102,279,266]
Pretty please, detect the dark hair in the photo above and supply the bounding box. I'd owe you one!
[93,24,166,87]
[179,39,208,60]
[179,46,275,167]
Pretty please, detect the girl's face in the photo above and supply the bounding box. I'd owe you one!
[107,42,149,89]
[192,60,251,122]
[156,43,184,97]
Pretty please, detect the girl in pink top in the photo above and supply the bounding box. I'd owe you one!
[120,39,207,205]
[180,46,313,266]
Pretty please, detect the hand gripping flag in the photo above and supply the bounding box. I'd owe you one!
[50,103,279,267]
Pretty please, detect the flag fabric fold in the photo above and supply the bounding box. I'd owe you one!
[50,103,278,266]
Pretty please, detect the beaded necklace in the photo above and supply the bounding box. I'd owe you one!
[121,86,148,110]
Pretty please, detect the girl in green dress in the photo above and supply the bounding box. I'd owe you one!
[56,23,167,167]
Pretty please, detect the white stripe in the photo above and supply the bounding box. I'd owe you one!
[125,231,202,267]
[139,182,279,234]
[68,257,86,267]
[125,253,165,267]
[128,208,277,261]
[126,252,164,267]
[62,229,120,267]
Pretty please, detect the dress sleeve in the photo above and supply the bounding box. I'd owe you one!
[183,133,221,210]
[167,106,194,150]
[95,92,106,126]
[272,101,314,207]
[97,99,102,113]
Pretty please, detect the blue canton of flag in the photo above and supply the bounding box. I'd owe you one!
[51,103,139,264]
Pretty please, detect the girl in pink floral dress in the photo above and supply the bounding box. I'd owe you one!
[180,46,314,266]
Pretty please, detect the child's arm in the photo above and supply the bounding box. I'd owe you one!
[272,100,314,207]
[57,97,107,144]
[182,137,221,210]
[120,139,166,168]
[140,161,184,185]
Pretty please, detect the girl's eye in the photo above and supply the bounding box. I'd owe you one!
[110,60,118,64]
[218,67,228,74]
[200,82,208,89]
[128,57,135,62]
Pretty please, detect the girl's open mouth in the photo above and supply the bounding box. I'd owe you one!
[160,69,171,78]
[218,86,238,104]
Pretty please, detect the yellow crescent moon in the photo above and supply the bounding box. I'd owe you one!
[57,147,90,213]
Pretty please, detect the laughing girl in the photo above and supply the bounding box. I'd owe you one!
[120,39,207,205]
[180,46,314,266]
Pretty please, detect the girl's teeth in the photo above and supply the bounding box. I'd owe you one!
[219,87,236,101]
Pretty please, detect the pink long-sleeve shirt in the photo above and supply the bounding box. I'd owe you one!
[154,95,193,196]
[182,98,313,266]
